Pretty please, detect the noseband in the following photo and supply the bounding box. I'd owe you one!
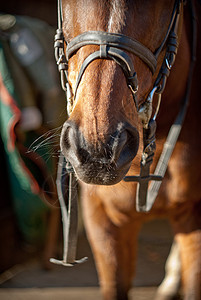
[65,30,157,110]
[52,0,196,267]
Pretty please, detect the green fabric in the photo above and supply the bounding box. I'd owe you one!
[0,14,66,244]
[0,41,50,244]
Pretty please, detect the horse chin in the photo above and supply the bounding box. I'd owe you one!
[73,162,131,186]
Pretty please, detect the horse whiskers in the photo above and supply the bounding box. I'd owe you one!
[31,140,60,153]
[38,150,59,163]
[30,133,60,151]
[27,126,62,153]
[28,126,62,147]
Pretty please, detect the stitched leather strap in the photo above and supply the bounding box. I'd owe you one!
[67,31,157,74]
[74,45,138,99]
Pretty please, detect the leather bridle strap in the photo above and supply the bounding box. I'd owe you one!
[145,0,197,212]
[72,45,138,107]
[66,31,157,73]
[125,0,197,212]
[51,0,88,265]
[50,154,88,266]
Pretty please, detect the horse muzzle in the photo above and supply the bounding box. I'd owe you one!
[60,121,139,185]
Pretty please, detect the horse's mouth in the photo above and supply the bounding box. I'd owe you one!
[72,157,132,185]
[60,121,139,185]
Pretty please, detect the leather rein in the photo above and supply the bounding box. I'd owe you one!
[51,0,197,266]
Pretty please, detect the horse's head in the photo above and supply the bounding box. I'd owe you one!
[59,0,179,185]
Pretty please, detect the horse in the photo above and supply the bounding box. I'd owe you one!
[56,0,201,299]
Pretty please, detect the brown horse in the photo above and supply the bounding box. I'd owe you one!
[58,0,201,299]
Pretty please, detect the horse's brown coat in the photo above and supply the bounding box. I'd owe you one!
[61,1,201,299]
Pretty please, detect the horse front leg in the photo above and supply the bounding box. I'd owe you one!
[156,240,181,300]
[172,203,201,300]
[176,230,201,300]
[81,188,141,300]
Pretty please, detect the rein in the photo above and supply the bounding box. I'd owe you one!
[125,0,197,212]
[51,0,197,266]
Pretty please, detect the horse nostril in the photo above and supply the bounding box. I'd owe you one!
[110,129,127,163]
[60,121,80,164]
[109,122,139,165]
[60,122,70,152]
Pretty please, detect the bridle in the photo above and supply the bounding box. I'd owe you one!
[55,0,182,122]
[51,0,197,267]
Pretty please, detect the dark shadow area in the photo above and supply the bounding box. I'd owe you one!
[0,219,173,289]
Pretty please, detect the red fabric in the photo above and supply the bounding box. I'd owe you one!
[0,73,40,194]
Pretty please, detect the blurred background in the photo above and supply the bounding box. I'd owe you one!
[1,0,57,26]
[0,1,174,299]
[0,0,66,273]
